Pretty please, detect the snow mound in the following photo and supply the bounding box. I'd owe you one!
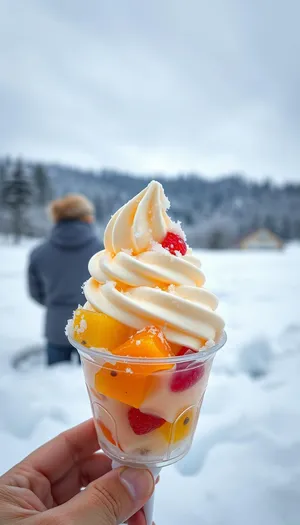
[238,337,273,378]
[0,364,90,473]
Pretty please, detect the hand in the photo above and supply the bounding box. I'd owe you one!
[0,419,155,525]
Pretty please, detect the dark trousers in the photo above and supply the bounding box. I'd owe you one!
[47,342,80,366]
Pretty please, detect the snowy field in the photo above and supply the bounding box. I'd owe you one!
[1,239,300,525]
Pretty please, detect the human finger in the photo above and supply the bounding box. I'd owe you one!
[52,452,112,505]
[49,467,154,525]
[127,509,146,525]
[24,419,99,484]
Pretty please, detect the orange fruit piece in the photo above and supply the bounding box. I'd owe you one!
[110,326,173,373]
[98,421,117,446]
[95,368,153,409]
[159,407,197,444]
[95,327,174,408]
[73,308,133,350]
[97,420,124,451]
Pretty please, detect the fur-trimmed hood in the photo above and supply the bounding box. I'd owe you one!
[49,194,95,223]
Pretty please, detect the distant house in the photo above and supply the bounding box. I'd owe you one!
[240,228,284,250]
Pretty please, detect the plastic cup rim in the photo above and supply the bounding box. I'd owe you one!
[67,326,227,365]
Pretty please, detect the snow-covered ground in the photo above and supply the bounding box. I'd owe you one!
[1,240,300,525]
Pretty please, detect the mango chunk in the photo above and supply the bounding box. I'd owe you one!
[159,407,197,444]
[95,327,174,408]
[111,326,173,373]
[95,368,153,408]
[98,420,118,446]
[73,308,132,350]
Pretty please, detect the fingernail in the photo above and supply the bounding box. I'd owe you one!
[120,468,154,500]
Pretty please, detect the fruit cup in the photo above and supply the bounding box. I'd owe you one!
[67,322,226,524]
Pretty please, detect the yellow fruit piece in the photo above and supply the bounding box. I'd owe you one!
[159,407,196,444]
[73,308,132,350]
[95,327,174,408]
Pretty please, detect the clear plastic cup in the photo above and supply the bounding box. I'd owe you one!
[68,330,227,468]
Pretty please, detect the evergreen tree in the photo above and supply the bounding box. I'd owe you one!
[0,162,6,206]
[263,214,276,232]
[94,195,105,222]
[293,220,300,239]
[33,163,52,205]
[280,216,292,240]
[2,159,33,243]
[207,228,226,249]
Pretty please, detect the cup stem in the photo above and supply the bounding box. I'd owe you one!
[112,461,161,525]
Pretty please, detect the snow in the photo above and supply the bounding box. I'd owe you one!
[74,318,87,334]
[151,240,168,254]
[237,337,273,378]
[169,220,187,241]
[1,240,300,524]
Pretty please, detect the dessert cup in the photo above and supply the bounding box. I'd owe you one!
[67,180,226,523]
[68,329,226,524]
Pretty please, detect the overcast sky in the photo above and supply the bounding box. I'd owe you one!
[0,0,299,182]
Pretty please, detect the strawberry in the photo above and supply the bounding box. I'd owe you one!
[171,347,205,392]
[128,407,166,435]
[176,346,197,356]
[162,232,187,256]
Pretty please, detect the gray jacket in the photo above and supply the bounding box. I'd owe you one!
[27,220,102,345]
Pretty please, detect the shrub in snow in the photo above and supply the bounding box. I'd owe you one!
[238,338,273,379]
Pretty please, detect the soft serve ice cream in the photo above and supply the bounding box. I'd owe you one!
[84,180,223,349]
[69,180,225,464]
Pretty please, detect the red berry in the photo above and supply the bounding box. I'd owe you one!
[177,346,197,356]
[171,348,205,392]
[128,407,166,435]
[162,232,187,256]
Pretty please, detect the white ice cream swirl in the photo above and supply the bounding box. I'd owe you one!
[84,181,224,350]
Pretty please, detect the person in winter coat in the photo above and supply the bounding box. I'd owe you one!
[27,194,103,365]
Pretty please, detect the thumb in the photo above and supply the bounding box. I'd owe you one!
[53,467,155,525]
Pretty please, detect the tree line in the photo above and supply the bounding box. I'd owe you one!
[0,157,299,247]
[0,158,52,242]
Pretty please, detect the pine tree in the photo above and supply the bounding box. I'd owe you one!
[33,163,52,205]
[2,159,33,243]
[280,215,292,240]
[292,219,300,240]
[263,214,276,233]
[94,195,106,222]
[0,162,6,206]
[208,228,226,249]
